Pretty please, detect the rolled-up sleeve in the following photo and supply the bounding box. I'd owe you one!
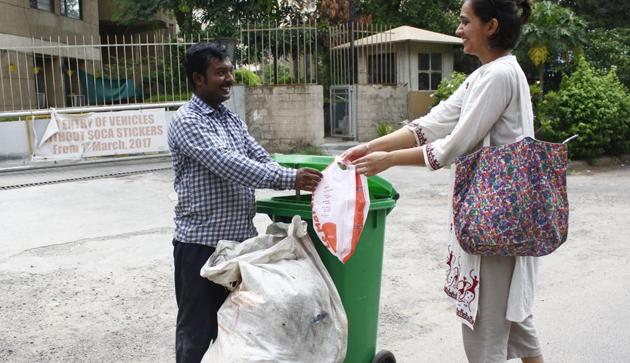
[422,67,512,171]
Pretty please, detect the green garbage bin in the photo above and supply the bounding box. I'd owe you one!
[256,154,399,363]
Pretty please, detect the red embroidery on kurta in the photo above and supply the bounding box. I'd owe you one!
[413,125,428,146]
[425,143,442,170]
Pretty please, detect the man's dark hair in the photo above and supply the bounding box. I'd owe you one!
[468,0,532,50]
[184,42,229,87]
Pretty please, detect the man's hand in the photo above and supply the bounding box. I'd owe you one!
[295,167,323,192]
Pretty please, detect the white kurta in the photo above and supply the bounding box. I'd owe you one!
[406,55,538,329]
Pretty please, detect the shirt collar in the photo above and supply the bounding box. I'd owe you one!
[191,94,227,115]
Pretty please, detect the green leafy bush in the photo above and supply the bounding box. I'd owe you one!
[432,72,467,106]
[234,68,262,86]
[375,121,396,137]
[538,57,630,158]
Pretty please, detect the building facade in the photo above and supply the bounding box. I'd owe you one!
[0,0,176,113]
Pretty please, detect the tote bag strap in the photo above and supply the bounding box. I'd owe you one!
[482,61,534,147]
[513,62,536,138]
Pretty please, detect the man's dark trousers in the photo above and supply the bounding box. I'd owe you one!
[173,240,229,363]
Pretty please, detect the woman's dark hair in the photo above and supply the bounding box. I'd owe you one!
[184,42,229,87]
[468,0,532,50]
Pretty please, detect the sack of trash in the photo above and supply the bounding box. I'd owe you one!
[200,215,348,363]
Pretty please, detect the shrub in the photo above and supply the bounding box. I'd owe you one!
[144,92,191,103]
[375,121,396,137]
[432,72,467,106]
[537,57,630,158]
[234,68,262,86]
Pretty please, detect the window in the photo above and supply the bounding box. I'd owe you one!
[30,0,53,12]
[418,53,443,90]
[368,53,396,84]
[60,0,81,19]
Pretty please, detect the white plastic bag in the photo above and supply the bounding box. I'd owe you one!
[200,216,347,363]
[311,157,370,263]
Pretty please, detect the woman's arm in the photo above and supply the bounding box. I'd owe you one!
[340,127,417,162]
[342,75,469,163]
[353,147,425,176]
[351,64,514,175]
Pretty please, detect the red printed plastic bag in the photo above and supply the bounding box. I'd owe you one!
[311,157,370,263]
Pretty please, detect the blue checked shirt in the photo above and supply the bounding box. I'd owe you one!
[168,94,297,247]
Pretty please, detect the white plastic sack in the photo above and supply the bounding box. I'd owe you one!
[200,215,347,363]
[311,157,370,263]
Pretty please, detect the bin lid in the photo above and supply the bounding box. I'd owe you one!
[272,154,399,201]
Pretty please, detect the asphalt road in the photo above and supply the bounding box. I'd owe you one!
[0,158,628,362]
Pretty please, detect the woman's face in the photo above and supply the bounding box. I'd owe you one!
[455,1,495,57]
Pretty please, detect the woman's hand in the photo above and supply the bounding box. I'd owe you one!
[341,143,370,163]
[352,151,392,176]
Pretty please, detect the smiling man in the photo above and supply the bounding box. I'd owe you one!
[167,42,322,362]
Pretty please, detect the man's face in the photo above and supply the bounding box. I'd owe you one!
[193,57,234,109]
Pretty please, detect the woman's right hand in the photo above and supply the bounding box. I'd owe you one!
[341,143,370,162]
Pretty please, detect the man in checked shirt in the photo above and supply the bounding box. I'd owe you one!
[167,42,323,362]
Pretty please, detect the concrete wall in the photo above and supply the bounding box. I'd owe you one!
[356,84,408,142]
[245,84,324,153]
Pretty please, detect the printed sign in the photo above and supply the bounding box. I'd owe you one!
[33,108,168,160]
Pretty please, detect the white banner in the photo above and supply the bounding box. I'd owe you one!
[33,108,168,160]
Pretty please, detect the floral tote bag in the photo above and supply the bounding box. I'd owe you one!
[452,136,569,256]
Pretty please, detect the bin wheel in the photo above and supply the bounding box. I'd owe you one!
[371,350,396,363]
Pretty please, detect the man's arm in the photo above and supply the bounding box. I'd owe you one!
[238,117,323,191]
[173,116,296,190]
[243,128,274,164]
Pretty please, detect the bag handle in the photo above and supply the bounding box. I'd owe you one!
[483,61,534,148]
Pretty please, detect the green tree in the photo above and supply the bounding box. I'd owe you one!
[583,27,630,90]
[566,0,630,28]
[112,0,203,36]
[113,0,314,38]
[516,1,587,92]
[353,0,460,35]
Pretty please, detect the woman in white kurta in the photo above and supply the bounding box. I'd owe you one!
[341,0,544,362]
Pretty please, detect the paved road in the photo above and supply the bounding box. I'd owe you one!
[0,159,628,362]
